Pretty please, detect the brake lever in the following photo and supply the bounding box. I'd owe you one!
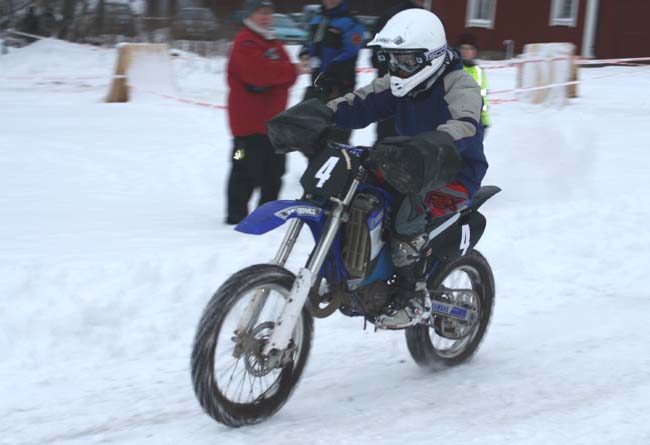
[356,146,374,168]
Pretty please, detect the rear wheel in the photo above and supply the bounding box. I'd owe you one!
[405,250,494,369]
[191,264,313,427]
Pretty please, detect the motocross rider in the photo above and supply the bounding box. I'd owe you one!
[268,9,488,329]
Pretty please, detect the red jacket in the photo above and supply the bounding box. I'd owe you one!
[227,26,297,137]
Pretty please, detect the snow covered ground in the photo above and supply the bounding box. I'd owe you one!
[1,39,650,444]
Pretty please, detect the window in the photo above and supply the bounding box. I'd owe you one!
[466,0,497,29]
[550,0,579,27]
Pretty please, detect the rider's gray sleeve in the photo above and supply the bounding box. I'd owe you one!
[437,70,482,140]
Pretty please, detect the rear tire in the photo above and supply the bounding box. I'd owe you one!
[405,250,494,369]
[191,264,313,427]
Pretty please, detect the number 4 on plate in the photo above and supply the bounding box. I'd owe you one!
[315,156,340,188]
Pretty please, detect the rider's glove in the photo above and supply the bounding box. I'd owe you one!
[314,72,338,95]
[315,62,353,98]
[369,131,463,194]
[267,99,334,155]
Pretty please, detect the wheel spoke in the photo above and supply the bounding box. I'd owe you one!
[257,374,268,400]
[224,357,242,396]
[234,365,248,402]
[216,354,241,383]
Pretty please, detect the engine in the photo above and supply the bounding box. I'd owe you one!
[339,191,395,316]
[341,192,386,278]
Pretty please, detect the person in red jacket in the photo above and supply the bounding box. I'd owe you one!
[226,0,309,225]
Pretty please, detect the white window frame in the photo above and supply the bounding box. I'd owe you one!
[465,0,497,29]
[549,0,579,27]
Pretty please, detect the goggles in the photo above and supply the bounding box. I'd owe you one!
[377,45,448,78]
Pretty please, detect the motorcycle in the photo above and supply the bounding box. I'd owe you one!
[191,141,499,427]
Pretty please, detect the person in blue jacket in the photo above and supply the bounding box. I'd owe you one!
[301,0,364,98]
[300,0,365,140]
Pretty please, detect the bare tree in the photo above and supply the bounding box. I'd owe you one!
[59,0,77,38]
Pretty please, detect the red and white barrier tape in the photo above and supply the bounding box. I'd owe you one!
[109,59,650,110]
[5,65,648,108]
[578,56,650,65]
[490,98,519,105]
[489,80,580,96]
[129,87,227,110]
[491,62,650,96]
[481,63,517,70]
[481,55,650,70]
[136,89,519,108]
[155,94,227,110]
[4,33,649,109]
[588,63,650,80]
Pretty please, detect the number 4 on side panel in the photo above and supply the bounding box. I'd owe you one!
[460,224,470,256]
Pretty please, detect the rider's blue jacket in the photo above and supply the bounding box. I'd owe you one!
[328,52,488,196]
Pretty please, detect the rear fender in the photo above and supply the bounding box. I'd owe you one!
[426,186,500,263]
[235,200,325,239]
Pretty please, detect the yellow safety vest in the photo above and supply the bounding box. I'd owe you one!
[463,64,491,128]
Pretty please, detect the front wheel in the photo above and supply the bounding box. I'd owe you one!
[191,264,313,427]
[405,250,494,369]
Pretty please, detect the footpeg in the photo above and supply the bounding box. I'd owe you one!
[374,292,431,330]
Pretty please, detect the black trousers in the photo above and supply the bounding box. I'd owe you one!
[226,134,286,223]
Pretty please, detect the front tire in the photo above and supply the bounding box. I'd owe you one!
[405,250,494,369]
[191,264,313,427]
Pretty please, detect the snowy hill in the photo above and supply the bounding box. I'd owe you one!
[1,39,650,444]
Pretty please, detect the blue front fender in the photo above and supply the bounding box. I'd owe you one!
[235,200,326,236]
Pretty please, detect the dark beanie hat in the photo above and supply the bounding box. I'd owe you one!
[457,33,478,49]
[245,0,274,16]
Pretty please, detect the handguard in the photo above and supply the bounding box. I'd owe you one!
[266,99,334,155]
[370,131,463,194]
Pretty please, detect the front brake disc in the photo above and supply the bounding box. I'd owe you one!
[308,277,343,318]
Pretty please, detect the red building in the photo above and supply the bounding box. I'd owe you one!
[146,1,648,59]
[147,1,397,18]
[431,0,650,59]
[209,1,397,16]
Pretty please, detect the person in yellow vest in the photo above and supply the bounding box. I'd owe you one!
[458,33,490,131]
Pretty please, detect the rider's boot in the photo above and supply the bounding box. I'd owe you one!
[375,233,432,329]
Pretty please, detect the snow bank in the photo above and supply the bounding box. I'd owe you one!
[1,39,650,444]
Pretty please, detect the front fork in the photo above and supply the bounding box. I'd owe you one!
[259,177,362,356]
[234,218,305,336]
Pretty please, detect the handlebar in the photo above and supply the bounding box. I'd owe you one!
[326,141,372,166]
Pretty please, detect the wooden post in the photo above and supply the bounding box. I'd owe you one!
[567,61,579,98]
[106,43,170,102]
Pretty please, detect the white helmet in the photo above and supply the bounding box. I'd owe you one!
[368,9,448,97]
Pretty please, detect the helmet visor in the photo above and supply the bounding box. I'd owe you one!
[378,46,448,79]
[380,50,427,78]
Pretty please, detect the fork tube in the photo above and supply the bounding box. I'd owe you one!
[306,177,361,275]
[273,219,304,267]
[304,214,342,276]
[263,178,363,355]
[235,219,304,335]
